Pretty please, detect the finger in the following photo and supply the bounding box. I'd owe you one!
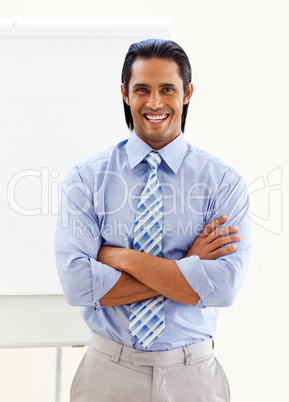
[200,215,228,237]
[210,234,241,250]
[208,226,239,242]
[210,244,238,259]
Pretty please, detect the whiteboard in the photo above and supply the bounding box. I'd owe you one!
[0,19,170,295]
[0,295,91,347]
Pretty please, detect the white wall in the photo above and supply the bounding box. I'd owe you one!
[1,1,288,401]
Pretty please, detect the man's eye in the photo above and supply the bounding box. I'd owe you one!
[163,88,174,93]
[136,88,148,93]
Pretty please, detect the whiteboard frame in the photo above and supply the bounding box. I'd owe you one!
[0,18,171,37]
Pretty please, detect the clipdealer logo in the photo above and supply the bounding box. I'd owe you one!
[7,168,61,216]
[246,167,282,235]
[6,166,283,235]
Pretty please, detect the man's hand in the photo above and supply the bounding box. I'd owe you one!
[186,215,241,260]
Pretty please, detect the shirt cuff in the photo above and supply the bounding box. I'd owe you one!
[91,260,122,311]
[175,255,214,308]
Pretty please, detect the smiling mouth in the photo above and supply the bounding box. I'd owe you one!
[144,113,169,123]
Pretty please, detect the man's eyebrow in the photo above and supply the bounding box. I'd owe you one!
[159,83,177,88]
[132,83,151,88]
[132,83,177,88]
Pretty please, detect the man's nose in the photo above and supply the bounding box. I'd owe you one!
[146,92,163,109]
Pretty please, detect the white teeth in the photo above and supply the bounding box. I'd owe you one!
[145,114,168,121]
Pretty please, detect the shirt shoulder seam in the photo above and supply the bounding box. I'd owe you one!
[186,148,241,180]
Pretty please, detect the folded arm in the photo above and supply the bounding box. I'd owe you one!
[99,272,159,307]
[99,175,252,309]
[177,175,252,308]
[99,216,240,306]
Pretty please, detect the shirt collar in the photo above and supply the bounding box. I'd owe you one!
[126,130,188,174]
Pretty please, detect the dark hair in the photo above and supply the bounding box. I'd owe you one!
[121,39,192,132]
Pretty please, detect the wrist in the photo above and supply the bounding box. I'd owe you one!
[118,248,136,273]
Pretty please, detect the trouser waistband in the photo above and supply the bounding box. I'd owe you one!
[90,332,213,367]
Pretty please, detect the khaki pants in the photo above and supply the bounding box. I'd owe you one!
[71,332,230,402]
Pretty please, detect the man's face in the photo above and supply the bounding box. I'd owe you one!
[121,58,193,149]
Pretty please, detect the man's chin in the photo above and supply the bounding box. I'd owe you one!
[135,129,179,149]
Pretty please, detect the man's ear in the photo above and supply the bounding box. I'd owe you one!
[121,84,130,106]
[183,82,193,105]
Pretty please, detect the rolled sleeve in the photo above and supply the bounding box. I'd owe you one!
[91,260,121,310]
[176,174,252,308]
[175,256,214,307]
[54,165,121,310]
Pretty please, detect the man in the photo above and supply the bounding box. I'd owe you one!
[55,39,251,401]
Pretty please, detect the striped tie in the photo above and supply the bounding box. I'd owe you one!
[129,151,165,349]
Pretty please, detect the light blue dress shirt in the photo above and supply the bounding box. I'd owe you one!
[55,131,251,351]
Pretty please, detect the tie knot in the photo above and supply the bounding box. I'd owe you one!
[145,151,161,170]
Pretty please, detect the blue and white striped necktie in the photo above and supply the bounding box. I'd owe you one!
[129,151,165,349]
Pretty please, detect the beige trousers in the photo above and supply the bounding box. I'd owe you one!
[71,332,230,402]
